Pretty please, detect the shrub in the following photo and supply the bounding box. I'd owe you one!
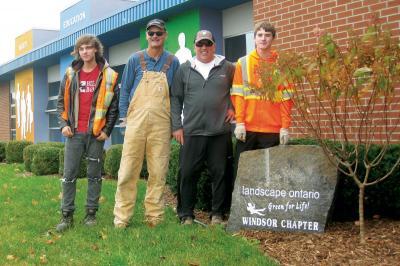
[290,138,400,220]
[0,141,6,162]
[195,169,212,211]
[166,141,180,193]
[104,144,148,179]
[6,140,33,163]
[31,146,61,175]
[23,142,65,172]
[166,140,213,211]
[104,144,123,179]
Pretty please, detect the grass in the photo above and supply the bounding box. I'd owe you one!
[0,163,275,265]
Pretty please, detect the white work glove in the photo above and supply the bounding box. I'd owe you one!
[234,123,246,142]
[280,128,289,145]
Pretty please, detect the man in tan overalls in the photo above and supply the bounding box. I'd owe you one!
[113,19,179,228]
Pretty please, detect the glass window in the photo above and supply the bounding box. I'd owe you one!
[224,34,246,63]
[49,112,59,128]
[49,129,62,142]
[10,80,16,139]
[110,64,125,145]
[224,32,254,63]
[10,118,16,130]
[46,99,57,112]
[49,82,60,97]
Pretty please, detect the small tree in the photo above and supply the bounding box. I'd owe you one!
[271,23,400,243]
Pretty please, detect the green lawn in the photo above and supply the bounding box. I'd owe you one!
[0,163,275,265]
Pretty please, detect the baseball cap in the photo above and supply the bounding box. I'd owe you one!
[146,19,166,31]
[194,30,215,44]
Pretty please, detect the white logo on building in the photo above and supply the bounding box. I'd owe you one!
[175,32,192,64]
[16,83,34,139]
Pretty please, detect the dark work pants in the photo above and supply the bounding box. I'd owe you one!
[177,133,232,220]
[61,132,105,213]
[233,131,279,184]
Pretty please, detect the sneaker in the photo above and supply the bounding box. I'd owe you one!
[181,217,194,225]
[83,210,97,226]
[211,215,223,225]
[56,212,73,232]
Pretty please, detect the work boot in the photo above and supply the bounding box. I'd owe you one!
[83,209,97,226]
[56,212,73,232]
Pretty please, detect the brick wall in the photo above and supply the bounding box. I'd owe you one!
[0,82,10,141]
[253,0,400,142]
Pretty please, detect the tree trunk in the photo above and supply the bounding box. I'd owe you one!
[358,185,366,244]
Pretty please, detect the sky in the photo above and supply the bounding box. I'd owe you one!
[0,0,80,64]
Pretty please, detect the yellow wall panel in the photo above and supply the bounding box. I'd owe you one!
[15,30,33,57]
[15,69,34,141]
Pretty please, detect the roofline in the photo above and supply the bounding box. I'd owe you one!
[0,0,188,77]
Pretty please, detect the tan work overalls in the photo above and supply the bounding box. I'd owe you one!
[114,52,173,226]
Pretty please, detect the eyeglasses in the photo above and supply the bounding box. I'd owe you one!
[147,31,165,37]
[195,40,213,47]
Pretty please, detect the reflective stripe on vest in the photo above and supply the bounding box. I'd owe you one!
[236,55,293,102]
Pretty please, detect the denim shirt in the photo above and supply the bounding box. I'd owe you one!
[119,50,179,118]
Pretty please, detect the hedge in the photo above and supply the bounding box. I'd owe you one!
[23,142,64,172]
[166,140,213,211]
[0,141,6,162]
[103,144,148,179]
[289,138,400,220]
[31,146,61,175]
[104,144,122,178]
[6,140,33,163]
[166,141,180,192]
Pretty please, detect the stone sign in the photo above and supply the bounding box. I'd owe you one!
[227,145,337,233]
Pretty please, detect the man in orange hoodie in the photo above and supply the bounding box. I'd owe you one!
[230,21,294,180]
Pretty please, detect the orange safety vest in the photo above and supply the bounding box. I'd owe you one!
[61,66,118,136]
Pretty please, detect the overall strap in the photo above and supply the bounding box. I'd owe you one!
[139,51,147,71]
[161,54,174,73]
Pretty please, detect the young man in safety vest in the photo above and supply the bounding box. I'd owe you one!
[113,19,179,228]
[56,35,119,232]
[230,21,294,180]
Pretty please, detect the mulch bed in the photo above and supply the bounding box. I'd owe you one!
[241,219,400,265]
[164,187,400,265]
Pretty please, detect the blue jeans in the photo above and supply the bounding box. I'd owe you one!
[61,133,105,213]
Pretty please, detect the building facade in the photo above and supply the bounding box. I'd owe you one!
[0,0,254,145]
[254,0,400,141]
[0,0,399,144]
